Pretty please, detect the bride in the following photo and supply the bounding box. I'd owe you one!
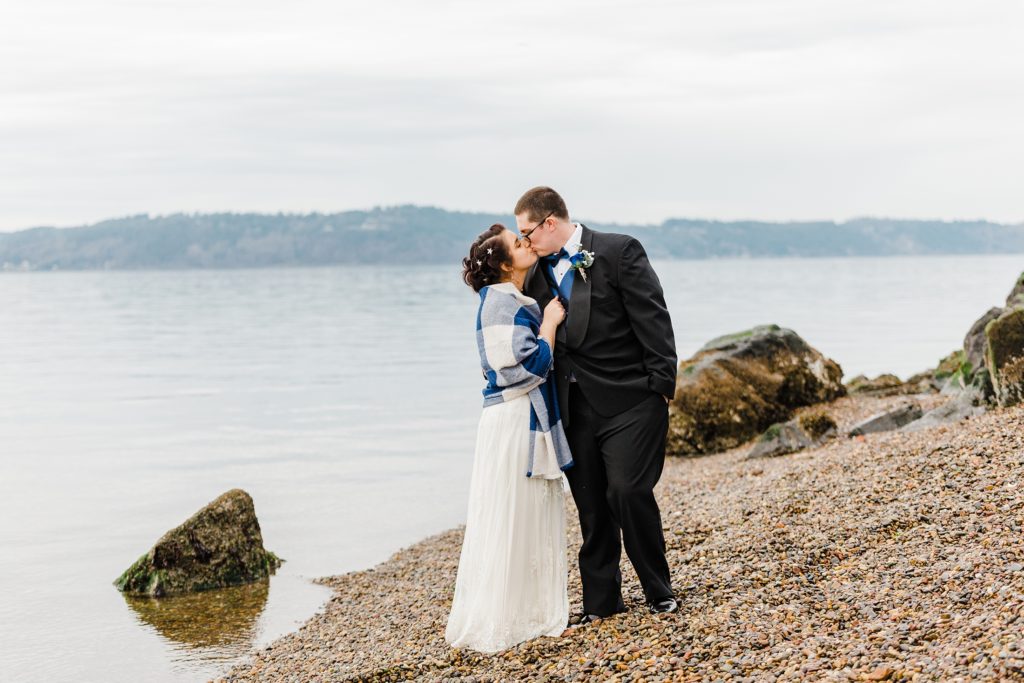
[445,224,573,653]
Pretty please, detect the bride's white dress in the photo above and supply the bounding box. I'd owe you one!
[445,393,568,653]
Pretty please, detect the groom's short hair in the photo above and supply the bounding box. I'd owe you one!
[514,186,569,223]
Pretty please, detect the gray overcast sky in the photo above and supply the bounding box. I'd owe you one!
[2,0,1022,231]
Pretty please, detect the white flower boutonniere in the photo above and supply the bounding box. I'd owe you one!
[568,245,596,282]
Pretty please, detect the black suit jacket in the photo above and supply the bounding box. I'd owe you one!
[525,224,677,425]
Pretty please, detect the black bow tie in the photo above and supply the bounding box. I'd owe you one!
[542,248,569,266]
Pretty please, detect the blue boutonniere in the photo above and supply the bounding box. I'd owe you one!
[568,246,596,282]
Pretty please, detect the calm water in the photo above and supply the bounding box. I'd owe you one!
[0,255,1021,682]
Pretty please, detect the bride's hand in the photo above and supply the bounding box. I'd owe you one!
[544,298,566,326]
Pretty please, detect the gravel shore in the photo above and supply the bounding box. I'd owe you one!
[218,394,1024,682]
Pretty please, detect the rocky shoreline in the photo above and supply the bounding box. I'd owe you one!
[216,393,1024,682]
[214,271,1024,681]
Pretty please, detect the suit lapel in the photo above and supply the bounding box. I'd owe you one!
[526,263,552,305]
[565,224,593,348]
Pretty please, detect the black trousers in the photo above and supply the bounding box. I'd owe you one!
[564,383,673,615]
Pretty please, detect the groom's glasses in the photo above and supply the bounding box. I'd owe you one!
[520,211,554,247]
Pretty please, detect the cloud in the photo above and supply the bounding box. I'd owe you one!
[1,0,1022,229]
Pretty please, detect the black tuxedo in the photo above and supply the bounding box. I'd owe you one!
[526,225,677,423]
[525,224,677,615]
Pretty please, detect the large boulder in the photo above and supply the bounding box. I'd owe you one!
[964,308,1004,371]
[114,489,282,597]
[668,325,845,455]
[985,308,1024,407]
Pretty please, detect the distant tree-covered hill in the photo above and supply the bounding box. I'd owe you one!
[2,206,1022,270]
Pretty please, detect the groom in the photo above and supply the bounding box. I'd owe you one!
[516,186,678,622]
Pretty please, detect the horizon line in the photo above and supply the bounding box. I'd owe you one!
[4,204,1023,235]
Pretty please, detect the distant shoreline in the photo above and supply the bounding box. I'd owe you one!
[3,252,1024,274]
[3,206,1024,271]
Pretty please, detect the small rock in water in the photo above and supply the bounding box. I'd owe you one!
[114,489,282,597]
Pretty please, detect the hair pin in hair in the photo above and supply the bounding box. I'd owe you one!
[476,259,482,266]
[487,248,493,254]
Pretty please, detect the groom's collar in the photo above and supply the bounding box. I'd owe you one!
[557,223,583,257]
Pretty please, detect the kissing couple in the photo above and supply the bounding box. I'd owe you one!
[445,186,679,653]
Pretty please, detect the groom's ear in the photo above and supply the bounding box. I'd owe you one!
[513,212,528,235]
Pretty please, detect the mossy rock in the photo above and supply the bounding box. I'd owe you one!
[1006,271,1024,309]
[668,325,845,455]
[698,325,770,352]
[985,308,1024,407]
[799,410,837,440]
[964,307,1004,371]
[747,413,835,459]
[941,359,976,395]
[759,422,783,442]
[902,370,941,394]
[934,349,966,381]
[114,489,282,597]
[845,373,904,396]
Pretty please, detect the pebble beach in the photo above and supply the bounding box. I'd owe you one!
[218,393,1024,682]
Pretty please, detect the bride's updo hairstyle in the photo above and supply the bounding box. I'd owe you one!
[462,224,511,292]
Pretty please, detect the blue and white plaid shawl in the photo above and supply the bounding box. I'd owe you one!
[476,282,573,479]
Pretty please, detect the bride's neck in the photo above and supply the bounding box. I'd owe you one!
[503,269,526,291]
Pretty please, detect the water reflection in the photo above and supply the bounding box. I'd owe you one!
[123,581,269,659]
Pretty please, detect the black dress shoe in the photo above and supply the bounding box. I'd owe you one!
[649,597,678,614]
[567,613,604,627]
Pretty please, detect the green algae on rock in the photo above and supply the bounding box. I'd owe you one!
[799,410,838,440]
[845,373,905,396]
[934,349,967,383]
[747,410,837,459]
[846,371,940,397]
[1006,272,1024,309]
[985,307,1024,408]
[668,325,845,456]
[114,489,282,597]
[964,307,1004,372]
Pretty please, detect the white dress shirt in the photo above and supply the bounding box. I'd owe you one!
[552,223,583,284]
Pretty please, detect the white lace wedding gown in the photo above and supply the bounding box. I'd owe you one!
[445,393,569,653]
